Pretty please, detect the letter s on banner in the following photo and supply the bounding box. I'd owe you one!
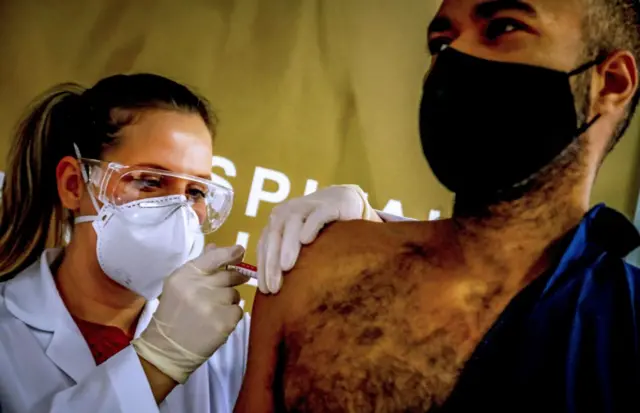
[245,167,291,217]
[211,156,236,190]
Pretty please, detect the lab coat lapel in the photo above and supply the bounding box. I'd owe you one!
[4,249,96,383]
[45,323,96,383]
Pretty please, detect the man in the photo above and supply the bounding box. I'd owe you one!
[235,0,640,411]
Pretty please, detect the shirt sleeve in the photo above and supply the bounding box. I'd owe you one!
[30,346,159,413]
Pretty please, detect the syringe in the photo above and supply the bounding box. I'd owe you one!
[225,262,258,279]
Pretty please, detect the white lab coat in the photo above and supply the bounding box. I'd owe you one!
[0,249,250,413]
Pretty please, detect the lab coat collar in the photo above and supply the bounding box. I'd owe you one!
[4,248,159,382]
[4,249,68,332]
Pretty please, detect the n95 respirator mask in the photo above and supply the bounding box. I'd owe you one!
[75,195,203,300]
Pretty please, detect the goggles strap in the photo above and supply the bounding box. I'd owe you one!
[73,143,102,214]
[75,215,98,224]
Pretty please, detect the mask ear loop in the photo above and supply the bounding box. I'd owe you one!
[73,143,101,223]
[568,54,607,77]
[576,113,602,136]
[569,54,607,136]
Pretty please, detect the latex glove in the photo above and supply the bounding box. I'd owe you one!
[132,244,249,384]
[257,184,380,294]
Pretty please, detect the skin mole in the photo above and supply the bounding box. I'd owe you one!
[402,241,435,260]
[356,326,385,345]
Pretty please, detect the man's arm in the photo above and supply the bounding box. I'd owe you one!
[236,220,374,412]
[233,291,284,413]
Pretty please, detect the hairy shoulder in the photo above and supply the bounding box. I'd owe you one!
[296,220,398,265]
[267,219,435,320]
[299,219,427,265]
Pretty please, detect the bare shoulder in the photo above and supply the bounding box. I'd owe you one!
[294,219,435,272]
[299,220,402,258]
[271,219,440,322]
[252,219,411,316]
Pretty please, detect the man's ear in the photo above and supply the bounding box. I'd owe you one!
[56,156,84,212]
[592,50,638,117]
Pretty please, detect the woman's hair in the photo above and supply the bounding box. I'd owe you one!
[0,73,215,278]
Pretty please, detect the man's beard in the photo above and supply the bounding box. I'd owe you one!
[452,72,592,219]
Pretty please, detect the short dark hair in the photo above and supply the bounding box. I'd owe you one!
[583,0,640,142]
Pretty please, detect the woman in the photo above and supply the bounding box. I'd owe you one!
[0,73,391,413]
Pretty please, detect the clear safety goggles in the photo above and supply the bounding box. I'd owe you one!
[78,158,233,234]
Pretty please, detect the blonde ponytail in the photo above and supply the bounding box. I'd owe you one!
[0,84,86,278]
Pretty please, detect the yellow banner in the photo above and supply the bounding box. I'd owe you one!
[0,1,638,309]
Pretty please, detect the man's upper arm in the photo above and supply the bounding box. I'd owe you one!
[233,291,284,413]
[235,220,383,412]
[234,238,335,413]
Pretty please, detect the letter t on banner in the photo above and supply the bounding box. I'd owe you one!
[245,167,291,217]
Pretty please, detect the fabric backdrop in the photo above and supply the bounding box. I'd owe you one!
[0,0,638,309]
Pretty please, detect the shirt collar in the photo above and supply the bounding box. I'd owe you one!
[542,203,640,297]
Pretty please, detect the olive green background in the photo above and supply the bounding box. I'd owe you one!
[0,1,638,309]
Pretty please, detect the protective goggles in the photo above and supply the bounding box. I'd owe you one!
[78,158,233,234]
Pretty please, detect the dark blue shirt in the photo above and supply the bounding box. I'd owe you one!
[441,204,640,413]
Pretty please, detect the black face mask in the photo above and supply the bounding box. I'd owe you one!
[419,48,602,196]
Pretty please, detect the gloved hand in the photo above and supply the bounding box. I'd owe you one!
[257,184,381,294]
[132,244,249,384]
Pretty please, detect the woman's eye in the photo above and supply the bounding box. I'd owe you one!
[485,18,526,41]
[428,38,451,55]
[188,188,207,201]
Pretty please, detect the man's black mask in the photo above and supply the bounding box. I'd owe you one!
[419,48,602,195]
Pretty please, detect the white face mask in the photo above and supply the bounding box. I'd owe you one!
[75,195,203,300]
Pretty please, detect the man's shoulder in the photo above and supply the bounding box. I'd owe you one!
[302,219,433,260]
[291,219,430,277]
[280,220,389,294]
[272,219,438,312]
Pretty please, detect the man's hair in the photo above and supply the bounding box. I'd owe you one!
[583,0,640,143]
